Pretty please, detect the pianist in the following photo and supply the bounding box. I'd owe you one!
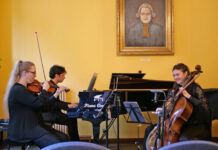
[41,65,80,141]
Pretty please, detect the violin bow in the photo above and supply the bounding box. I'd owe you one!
[34,32,47,81]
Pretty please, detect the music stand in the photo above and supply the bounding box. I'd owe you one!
[123,102,151,150]
[87,72,98,92]
[93,76,119,148]
[124,102,147,124]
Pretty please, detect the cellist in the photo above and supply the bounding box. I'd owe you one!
[142,63,211,150]
[166,63,211,141]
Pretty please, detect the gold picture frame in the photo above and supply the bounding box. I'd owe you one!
[117,0,174,55]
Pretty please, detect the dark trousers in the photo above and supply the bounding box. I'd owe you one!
[33,128,69,148]
[179,123,211,141]
[54,112,80,141]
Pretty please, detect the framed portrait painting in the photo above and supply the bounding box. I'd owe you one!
[117,0,173,55]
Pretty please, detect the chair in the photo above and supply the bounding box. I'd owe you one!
[41,141,110,150]
[0,119,9,145]
[204,89,218,120]
[159,140,218,150]
[3,139,33,150]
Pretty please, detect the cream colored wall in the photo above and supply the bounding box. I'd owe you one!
[0,0,218,138]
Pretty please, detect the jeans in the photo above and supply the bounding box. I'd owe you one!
[33,128,69,148]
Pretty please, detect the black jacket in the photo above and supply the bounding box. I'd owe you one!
[167,82,212,140]
[41,80,69,123]
[167,82,211,125]
[7,83,55,142]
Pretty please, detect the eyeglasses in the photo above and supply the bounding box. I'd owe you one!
[27,71,36,75]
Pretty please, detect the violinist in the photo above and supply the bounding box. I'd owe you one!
[4,60,69,148]
[41,65,80,141]
[143,63,211,150]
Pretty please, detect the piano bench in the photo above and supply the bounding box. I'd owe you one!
[79,135,92,142]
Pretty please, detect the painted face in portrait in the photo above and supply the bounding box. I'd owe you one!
[140,7,152,24]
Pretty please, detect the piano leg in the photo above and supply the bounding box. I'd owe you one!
[83,117,104,144]
[92,123,100,144]
[105,116,108,148]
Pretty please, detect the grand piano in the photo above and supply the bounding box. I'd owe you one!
[109,73,174,113]
[67,72,174,143]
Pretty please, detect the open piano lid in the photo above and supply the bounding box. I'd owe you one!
[109,72,174,89]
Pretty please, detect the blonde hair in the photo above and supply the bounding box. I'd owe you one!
[3,60,34,116]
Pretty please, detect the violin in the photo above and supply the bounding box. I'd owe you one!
[27,80,70,93]
[47,81,70,93]
[27,80,42,93]
[27,32,70,94]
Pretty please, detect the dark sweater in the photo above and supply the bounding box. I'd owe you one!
[7,83,55,142]
[168,82,211,125]
[41,80,69,123]
[167,82,211,140]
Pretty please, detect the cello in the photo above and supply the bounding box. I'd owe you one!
[146,65,202,150]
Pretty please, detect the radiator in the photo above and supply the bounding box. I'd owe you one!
[52,91,68,134]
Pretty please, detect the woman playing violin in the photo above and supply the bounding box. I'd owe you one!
[4,60,69,148]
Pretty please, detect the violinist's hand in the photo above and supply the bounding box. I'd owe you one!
[58,86,70,92]
[179,87,191,99]
[60,86,71,93]
[68,103,78,109]
[42,81,50,91]
[53,86,67,98]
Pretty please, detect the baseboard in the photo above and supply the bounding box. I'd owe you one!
[212,137,218,143]
[89,138,144,144]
